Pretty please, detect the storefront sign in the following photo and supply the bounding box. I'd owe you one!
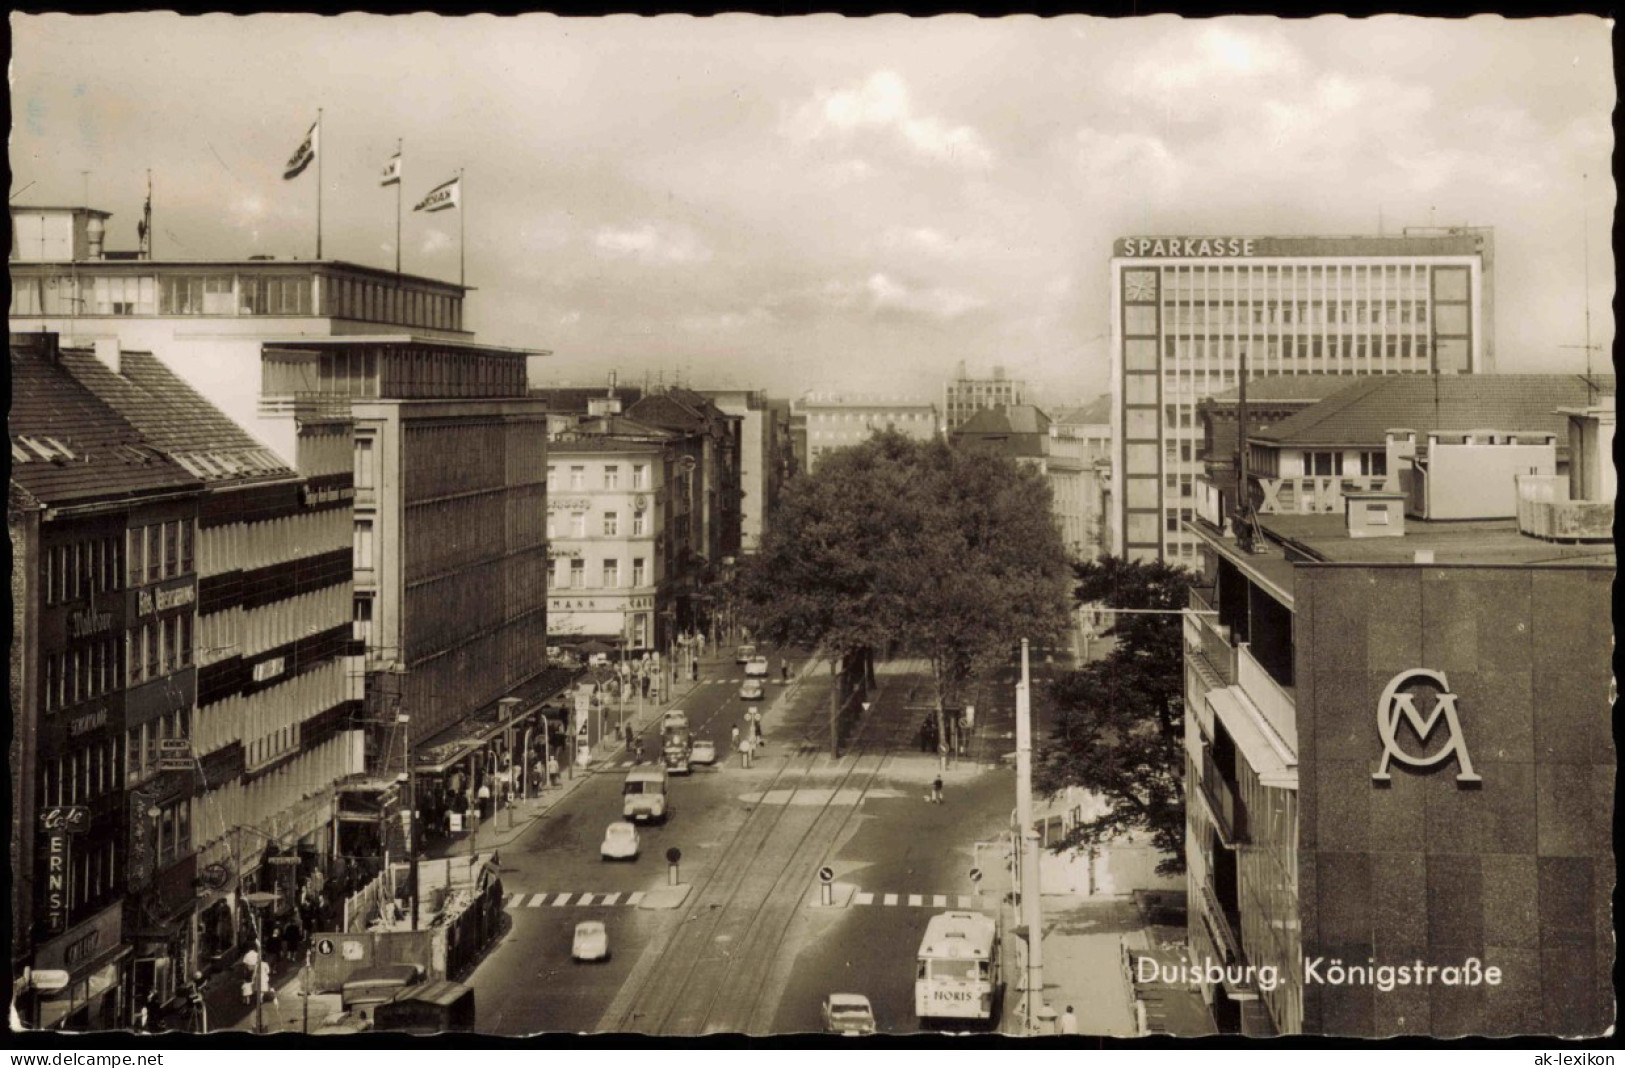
[1372,669,1480,784]
[1119,237,1257,258]
[137,584,195,616]
[69,609,113,638]
[34,902,123,972]
[64,928,105,968]
[551,599,600,611]
[43,834,72,933]
[68,709,108,737]
[39,807,90,834]
[547,497,591,513]
[547,546,582,559]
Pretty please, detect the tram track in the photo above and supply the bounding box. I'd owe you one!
[595,662,920,1036]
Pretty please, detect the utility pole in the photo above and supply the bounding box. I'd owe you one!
[398,713,419,932]
[1015,638,1044,1032]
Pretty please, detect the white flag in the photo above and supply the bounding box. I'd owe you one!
[283,121,317,181]
[413,176,460,213]
[380,152,402,187]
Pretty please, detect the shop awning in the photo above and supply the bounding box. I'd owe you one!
[413,668,579,776]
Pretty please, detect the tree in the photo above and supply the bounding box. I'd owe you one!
[1037,555,1195,874]
[740,431,1073,757]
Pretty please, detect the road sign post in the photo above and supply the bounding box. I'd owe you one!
[818,865,835,906]
[666,846,681,886]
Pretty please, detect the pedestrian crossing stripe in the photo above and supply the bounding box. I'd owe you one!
[506,891,646,908]
[851,892,985,909]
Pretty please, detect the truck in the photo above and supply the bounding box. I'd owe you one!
[622,766,669,822]
[662,725,692,774]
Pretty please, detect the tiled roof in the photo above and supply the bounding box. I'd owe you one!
[1253,374,1616,446]
[9,336,202,506]
[56,347,293,486]
[1208,375,1384,404]
[955,404,1052,436]
[1053,395,1112,425]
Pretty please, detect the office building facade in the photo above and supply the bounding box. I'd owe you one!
[1110,231,1493,564]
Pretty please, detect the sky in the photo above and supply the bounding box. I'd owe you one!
[10,13,1616,405]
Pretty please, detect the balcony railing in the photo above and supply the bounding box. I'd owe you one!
[1200,746,1248,846]
[1187,588,1237,686]
[1237,643,1297,755]
[1200,879,1244,965]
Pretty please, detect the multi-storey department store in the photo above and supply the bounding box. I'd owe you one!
[1110,231,1493,563]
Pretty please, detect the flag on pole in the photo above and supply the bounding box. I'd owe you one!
[283,121,318,180]
[413,176,460,213]
[380,152,402,187]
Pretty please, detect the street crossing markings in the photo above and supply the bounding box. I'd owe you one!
[854,892,874,905]
[504,891,649,909]
[552,893,573,907]
[844,892,988,909]
[883,894,899,906]
[958,895,977,909]
[626,891,645,906]
[601,892,621,906]
[908,894,924,907]
[576,894,594,906]
[932,894,947,908]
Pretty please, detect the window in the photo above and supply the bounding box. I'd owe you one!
[569,560,585,588]
[144,621,160,681]
[45,655,59,712]
[164,521,179,577]
[569,466,585,490]
[354,519,375,570]
[546,465,558,492]
[603,512,618,537]
[355,438,376,491]
[1304,451,1337,477]
[603,559,619,588]
[632,512,646,537]
[570,513,586,539]
[146,525,162,584]
[127,629,144,688]
[603,465,620,490]
[1359,451,1387,478]
[632,464,648,490]
[632,558,646,586]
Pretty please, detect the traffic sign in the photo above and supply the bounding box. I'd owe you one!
[665,847,682,864]
[969,867,983,884]
[159,738,191,754]
[315,938,335,957]
[818,866,835,884]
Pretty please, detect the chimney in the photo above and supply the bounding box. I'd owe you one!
[94,338,122,376]
[85,214,105,260]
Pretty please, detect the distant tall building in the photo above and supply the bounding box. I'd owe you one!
[1109,229,1494,564]
[943,361,1027,432]
[796,393,939,474]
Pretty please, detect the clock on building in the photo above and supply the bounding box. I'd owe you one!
[1124,270,1158,302]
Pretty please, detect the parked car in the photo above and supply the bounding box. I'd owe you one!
[822,993,876,1035]
[600,821,641,860]
[739,678,765,701]
[661,710,689,732]
[745,656,769,678]
[735,643,756,664]
[690,738,717,765]
[572,920,609,962]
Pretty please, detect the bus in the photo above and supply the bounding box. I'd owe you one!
[914,911,1001,1026]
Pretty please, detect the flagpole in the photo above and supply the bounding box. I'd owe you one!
[146,170,153,260]
[459,167,466,289]
[316,108,324,260]
[395,139,403,275]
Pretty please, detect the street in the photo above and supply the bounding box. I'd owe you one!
[464,651,1030,1036]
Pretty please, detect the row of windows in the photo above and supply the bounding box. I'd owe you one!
[1155,263,1453,298]
[39,735,122,808]
[128,520,195,588]
[329,277,461,331]
[198,508,349,578]
[127,614,194,688]
[43,639,121,713]
[549,511,649,539]
[1159,300,1431,328]
[42,536,123,605]
[809,410,933,423]
[551,557,649,589]
[548,464,652,492]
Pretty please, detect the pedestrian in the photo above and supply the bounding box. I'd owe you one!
[690,658,699,682]
[1059,1005,1078,1035]
[634,736,644,763]
[547,754,560,786]
[780,660,790,684]
[931,775,944,804]
[641,674,650,698]
[476,781,491,822]
[753,717,764,747]
[731,725,740,752]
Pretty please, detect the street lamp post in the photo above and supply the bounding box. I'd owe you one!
[240,891,278,1035]
[397,713,418,932]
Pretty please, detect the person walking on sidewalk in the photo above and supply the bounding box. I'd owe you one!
[731,725,741,752]
[476,781,491,822]
[547,754,560,786]
[1059,1006,1078,1035]
[780,659,790,684]
[690,657,699,682]
[930,775,944,804]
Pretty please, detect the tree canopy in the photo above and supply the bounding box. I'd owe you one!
[739,431,1072,712]
[1037,555,1195,874]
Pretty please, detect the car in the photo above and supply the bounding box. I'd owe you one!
[661,710,689,733]
[600,821,640,860]
[821,993,876,1035]
[572,920,609,962]
[739,678,765,701]
[690,738,717,765]
[735,644,757,664]
[744,656,769,678]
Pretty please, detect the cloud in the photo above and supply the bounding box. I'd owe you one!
[1073,128,1182,200]
[878,225,973,259]
[821,272,986,321]
[421,229,452,255]
[592,223,712,265]
[789,70,994,168]
[678,306,777,333]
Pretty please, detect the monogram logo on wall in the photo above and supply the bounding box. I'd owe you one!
[1372,668,1481,784]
